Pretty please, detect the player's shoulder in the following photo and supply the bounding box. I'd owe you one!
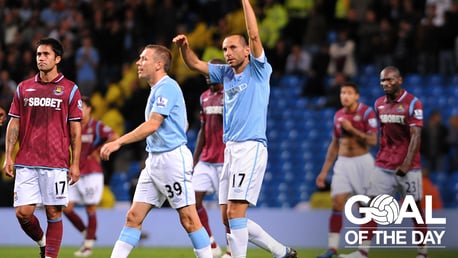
[404,91,422,102]
[335,108,345,117]
[59,76,77,88]
[200,89,212,98]
[359,102,375,112]
[18,76,38,88]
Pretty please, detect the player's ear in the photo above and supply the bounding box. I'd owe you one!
[55,55,62,65]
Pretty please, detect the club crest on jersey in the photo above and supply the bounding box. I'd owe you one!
[54,86,64,95]
[353,114,361,121]
[396,105,405,113]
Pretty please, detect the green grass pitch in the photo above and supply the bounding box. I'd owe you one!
[0,246,457,257]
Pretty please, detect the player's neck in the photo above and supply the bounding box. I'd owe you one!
[345,102,359,113]
[39,70,59,83]
[233,59,249,74]
[148,71,168,87]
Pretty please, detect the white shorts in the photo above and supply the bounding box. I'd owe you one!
[68,173,104,205]
[133,145,195,209]
[14,167,69,207]
[367,167,423,201]
[193,161,223,194]
[219,141,267,206]
[331,153,375,197]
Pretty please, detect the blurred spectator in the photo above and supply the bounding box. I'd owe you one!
[438,1,458,77]
[2,10,20,47]
[373,18,396,71]
[426,0,452,27]
[447,114,458,172]
[302,43,330,97]
[19,14,47,48]
[0,70,16,110]
[39,0,64,29]
[284,0,314,44]
[59,36,76,81]
[201,33,224,62]
[120,81,149,162]
[393,19,417,74]
[48,18,75,43]
[152,0,178,44]
[312,72,347,110]
[18,0,34,26]
[75,36,99,96]
[224,1,246,35]
[421,110,449,173]
[356,9,379,65]
[258,0,289,49]
[350,0,375,22]
[267,38,289,81]
[285,44,312,76]
[327,28,357,78]
[97,18,124,91]
[416,4,440,75]
[421,168,443,210]
[302,5,327,56]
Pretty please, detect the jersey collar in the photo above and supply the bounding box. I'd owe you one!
[35,73,65,84]
[384,89,407,103]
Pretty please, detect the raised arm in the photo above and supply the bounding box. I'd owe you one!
[241,0,263,58]
[173,34,209,75]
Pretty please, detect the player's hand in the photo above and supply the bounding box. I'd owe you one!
[68,164,80,185]
[340,119,352,131]
[316,172,327,188]
[100,140,121,160]
[172,34,188,48]
[0,107,6,126]
[3,158,15,178]
[395,167,407,177]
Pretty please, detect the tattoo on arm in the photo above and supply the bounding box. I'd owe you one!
[8,127,19,145]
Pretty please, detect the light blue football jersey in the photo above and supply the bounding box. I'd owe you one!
[208,53,272,146]
[144,76,188,153]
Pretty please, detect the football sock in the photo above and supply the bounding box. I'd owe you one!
[19,214,44,242]
[189,227,212,258]
[330,211,343,232]
[86,212,97,240]
[359,240,371,254]
[247,219,286,258]
[329,211,343,250]
[414,211,427,255]
[46,217,63,258]
[225,226,232,254]
[83,239,95,249]
[228,218,248,258]
[197,206,214,242]
[359,219,377,251]
[65,210,86,233]
[328,233,339,252]
[111,226,141,258]
[417,245,428,256]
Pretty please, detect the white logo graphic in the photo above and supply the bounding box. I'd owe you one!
[343,194,447,248]
[369,194,400,225]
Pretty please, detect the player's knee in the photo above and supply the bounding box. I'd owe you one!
[179,214,200,232]
[15,209,33,222]
[125,210,143,227]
